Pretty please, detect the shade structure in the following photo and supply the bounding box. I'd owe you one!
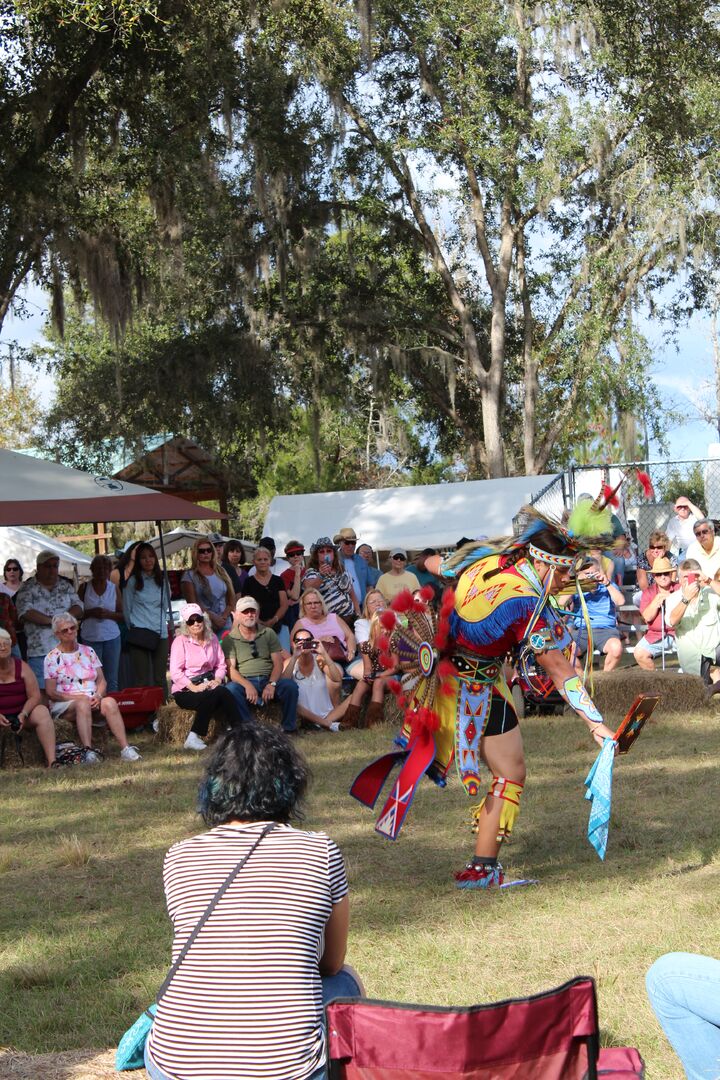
[0,450,224,527]
[146,528,258,561]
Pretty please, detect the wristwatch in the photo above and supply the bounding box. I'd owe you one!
[268,680,277,687]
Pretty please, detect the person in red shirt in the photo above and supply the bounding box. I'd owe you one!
[634,556,681,670]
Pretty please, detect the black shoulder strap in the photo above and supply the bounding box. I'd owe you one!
[156,821,276,1002]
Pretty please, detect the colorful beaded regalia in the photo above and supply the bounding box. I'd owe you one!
[350,493,645,843]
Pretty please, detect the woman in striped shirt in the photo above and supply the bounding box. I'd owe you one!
[145,723,362,1080]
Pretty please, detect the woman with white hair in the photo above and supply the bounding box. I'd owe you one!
[169,603,244,752]
[0,626,57,766]
[44,613,140,763]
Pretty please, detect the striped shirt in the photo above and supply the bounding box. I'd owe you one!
[147,821,348,1080]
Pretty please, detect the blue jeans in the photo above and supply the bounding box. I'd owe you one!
[225,676,299,732]
[646,952,720,1079]
[83,637,121,693]
[144,968,362,1080]
[27,654,46,688]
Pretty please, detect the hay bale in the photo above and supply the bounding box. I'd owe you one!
[156,700,284,746]
[0,714,109,769]
[588,669,708,721]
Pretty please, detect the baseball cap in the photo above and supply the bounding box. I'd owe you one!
[36,550,59,567]
[179,602,204,622]
[391,547,407,559]
[236,596,260,612]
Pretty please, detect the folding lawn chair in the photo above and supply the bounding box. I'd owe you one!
[325,976,644,1079]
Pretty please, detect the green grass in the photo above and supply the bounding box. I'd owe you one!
[2,709,720,1077]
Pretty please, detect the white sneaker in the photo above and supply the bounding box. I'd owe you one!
[152,717,159,733]
[329,722,341,733]
[183,732,207,751]
[120,745,142,762]
[82,749,101,765]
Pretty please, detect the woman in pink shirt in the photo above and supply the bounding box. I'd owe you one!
[170,603,244,752]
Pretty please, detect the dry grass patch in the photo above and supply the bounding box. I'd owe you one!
[1,712,720,1078]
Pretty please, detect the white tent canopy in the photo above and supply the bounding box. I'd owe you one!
[264,475,560,554]
[0,526,92,581]
[147,529,258,562]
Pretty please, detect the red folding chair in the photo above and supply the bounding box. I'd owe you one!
[325,976,644,1079]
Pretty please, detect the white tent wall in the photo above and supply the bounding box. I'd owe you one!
[264,475,560,554]
[0,526,92,583]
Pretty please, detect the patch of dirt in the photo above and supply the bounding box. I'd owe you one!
[0,1049,147,1079]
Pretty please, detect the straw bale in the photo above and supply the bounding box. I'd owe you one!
[0,716,108,770]
[156,700,283,746]
[588,669,709,721]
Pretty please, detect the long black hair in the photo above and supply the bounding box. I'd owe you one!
[131,542,163,591]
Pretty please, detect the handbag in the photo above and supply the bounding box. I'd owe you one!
[323,635,348,663]
[115,821,277,1070]
[126,626,161,651]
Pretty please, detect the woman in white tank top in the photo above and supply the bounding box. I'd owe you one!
[80,555,123,692]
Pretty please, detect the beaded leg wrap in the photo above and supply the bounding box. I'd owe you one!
[470,776,524,842]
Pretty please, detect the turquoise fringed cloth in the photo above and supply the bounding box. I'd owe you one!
[584,738,618,860]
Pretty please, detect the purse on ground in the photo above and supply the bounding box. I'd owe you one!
[114,822,276,1071]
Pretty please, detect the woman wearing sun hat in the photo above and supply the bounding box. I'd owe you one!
[635,556,681,670]
[170,603,244,751]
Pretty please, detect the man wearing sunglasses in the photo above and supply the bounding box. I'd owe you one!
[222,596,299,733]
[333,527,371,606]
[685,519,720,579]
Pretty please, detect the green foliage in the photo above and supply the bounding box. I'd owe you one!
[656,463,706,510]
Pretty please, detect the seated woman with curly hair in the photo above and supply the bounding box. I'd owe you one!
[144,723,363,1080]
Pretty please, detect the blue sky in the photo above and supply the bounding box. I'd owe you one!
[3,284,718,466]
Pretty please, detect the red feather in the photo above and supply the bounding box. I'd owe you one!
[637,470,654,499]
[412,598,427,612]
[440,588,455,615]
[439,679,455,696]
[602,483,620,509]
[378,633,390,653]
[379,610,397,630]
[397,696,407,709]
[391,589,414,612]
[419,584,435,602]
[387,678,402,695]
[379,653,395,670]
[437,659,457,679]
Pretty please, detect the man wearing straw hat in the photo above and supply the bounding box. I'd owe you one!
[634,556,680,670]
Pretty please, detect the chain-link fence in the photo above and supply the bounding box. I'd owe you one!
[529,456,720,551]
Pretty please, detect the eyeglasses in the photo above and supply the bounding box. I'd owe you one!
[249,642,259,659]
[197,547,213,554]
[239,608,258,616]
[654,572,673,579]
[392,554,407,561]
[186,615,204,626]
[695,529,712,536]
[648,545,665,551]
[4,566,20,572]
[58,626,76,633]
[287,550,305,557]
[342,539,357,546]
[41,562,60,569]
[675,505,690,511]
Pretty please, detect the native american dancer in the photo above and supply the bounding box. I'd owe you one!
[350,504,623,889]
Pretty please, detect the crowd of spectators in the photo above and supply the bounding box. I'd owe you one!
[4,498,720,769]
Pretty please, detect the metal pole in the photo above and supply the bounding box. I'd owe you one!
[156,520,175,635]
[660,600,666,671]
